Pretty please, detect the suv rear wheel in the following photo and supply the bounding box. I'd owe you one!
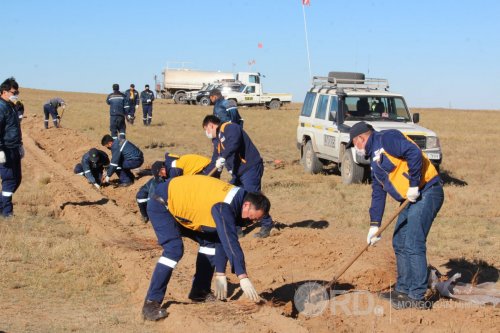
[303,141,322,174]
[341,148,365,184]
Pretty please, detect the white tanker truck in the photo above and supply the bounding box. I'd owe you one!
[157,68,233,104]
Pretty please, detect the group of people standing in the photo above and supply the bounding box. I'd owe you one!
[107,83,155,140]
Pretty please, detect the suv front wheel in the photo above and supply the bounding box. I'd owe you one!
[341,148,365,184]
[303,141,323,174]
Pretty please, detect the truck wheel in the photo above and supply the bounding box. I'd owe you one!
[303,141,322,174]
[199,96,211,106]
[268,100,281,110]
[341,148,365,184]
[174,92,186,104]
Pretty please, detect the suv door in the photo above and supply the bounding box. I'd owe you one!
[311,94,331,155]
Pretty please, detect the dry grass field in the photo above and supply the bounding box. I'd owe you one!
[0,88,499,332]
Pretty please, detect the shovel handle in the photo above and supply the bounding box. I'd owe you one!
[325,199,410,290]
[207,167,219,177]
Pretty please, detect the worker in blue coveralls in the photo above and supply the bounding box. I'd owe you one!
[101,134,144,187]
[136,161,167,223]
[43,97,65,129]
[106,83,126,139]
[209,88,243,126]
[164,152,214,179]
[140,84,155,126]
[73,148,110,189]
[124,84,139,125]
[142,175,269,321]
[347,121,444,310]
[0,77,24,218]
[202,115,272,238]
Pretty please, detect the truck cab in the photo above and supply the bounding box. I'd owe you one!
[224,72,292,109]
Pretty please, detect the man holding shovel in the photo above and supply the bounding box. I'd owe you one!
[348,121,444,310]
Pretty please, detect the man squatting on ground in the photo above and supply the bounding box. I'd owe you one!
[101,134,144,187]
[0,77,24,218]
[136,161,167,223]
[203,115,272,238]
[348,121,444,310]
[106,83,126,139]
[74,148,110,189]
[43,97,65,129]
[137,153,215,223]
[142,175,270,321]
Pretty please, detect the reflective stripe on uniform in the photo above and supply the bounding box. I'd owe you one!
[199,246,215,255]
[136,198,149,203]
[171,160,176,168]
[84,170,91,174]
[158,256,177,268]
[223,186,240,204]
[120,141,128,152]
[110,163,119,166]
[2,191,13,197]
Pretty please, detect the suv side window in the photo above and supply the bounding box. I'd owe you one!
[315,95,329,120]
[301,92,316,117]
[328,96,338,121]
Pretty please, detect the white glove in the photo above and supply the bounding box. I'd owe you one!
[19,146,25,159]
[215,157,225,171]
[147,99,151,103]
[135,105,139,109]
[94,183,101,190]
[407,186,420,202]
[127,114,132,119]
[104,176,110,183]
[0,151,5,164]
[62,105,66,110]
[367,226,381,245]
[240,277,259,302]
[215,275,228,300]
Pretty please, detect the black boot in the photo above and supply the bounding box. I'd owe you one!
[142,300,167,321]
[188,289,216,302]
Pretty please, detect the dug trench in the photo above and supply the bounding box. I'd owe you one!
[15,114,499,332]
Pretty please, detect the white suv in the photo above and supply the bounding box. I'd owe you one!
[296,72,442,184]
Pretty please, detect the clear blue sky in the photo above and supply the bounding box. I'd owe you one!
[3,0,499,109]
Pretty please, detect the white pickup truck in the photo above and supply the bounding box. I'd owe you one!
[223,72,293,109]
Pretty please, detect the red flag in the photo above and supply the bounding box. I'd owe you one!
[302,0,310,5]
[258,42,263,49]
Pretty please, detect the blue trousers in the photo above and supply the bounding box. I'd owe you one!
[231,161,273,228]
[43,104,59,128]
[142,104,152,125]
[0,148,22,216]
[110,115,126,139]
[393,183,444,300]
[146,197,219,302]
[115,158,143,184]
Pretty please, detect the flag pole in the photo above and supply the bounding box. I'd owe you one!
[302,3,312,82]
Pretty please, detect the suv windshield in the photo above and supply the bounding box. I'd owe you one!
[343,96,411,122]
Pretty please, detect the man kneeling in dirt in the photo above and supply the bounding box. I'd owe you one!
[143,175,268,321]
[74,148,110,189]
[136,161,167,223]
[348,122,444,310]
[101,134,144,187]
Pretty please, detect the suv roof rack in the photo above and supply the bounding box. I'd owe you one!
[311,76,390,91]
